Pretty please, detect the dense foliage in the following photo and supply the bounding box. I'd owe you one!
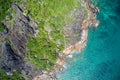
[0,0,12,32]
[0,0,20,32]
[0,0,12,21]
[0,22,4,32]
[25,0,78,70]
[0,70,25,80]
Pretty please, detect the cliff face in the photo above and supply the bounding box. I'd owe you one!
[0,3,39,78]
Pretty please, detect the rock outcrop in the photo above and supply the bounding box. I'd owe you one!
[0,42,24,72]
[0,3,39,79]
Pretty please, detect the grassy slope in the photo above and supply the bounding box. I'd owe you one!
[25,0,79,70]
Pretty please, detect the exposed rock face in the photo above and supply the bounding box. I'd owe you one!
[0,42,24,72]
[6,4,38,57]
[64,9,85,45]
[0,3,39,79]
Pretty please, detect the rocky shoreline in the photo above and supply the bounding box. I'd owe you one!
[0,0,99,79]
[33,0,99,80]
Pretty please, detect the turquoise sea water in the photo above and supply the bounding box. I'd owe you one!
[56,0,120,80]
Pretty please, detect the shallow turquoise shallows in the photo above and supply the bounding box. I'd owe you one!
[56,0,120,80]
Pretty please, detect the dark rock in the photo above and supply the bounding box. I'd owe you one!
[13,4,30,23]
[0,42,39,79]
[0,42,24,72]
[3,4,38,58]
[16,19,35,35]
[13,4,23,14]
[23,15,30,22]
[8,33,27,56]
[3,27,9,34]
[0,3,39,79]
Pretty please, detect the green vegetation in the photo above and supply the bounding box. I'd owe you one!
[84,10,88,19]
[0,0,20,31]
[75,32,80,37]
[0,22,5,32]
[25,0,80,70]
[0,0,83,71]
[0,0,12,21]
[0,70,25,80]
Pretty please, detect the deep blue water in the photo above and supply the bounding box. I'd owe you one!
[56,0,120,80]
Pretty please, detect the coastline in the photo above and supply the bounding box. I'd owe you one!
[33,0,99,80]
